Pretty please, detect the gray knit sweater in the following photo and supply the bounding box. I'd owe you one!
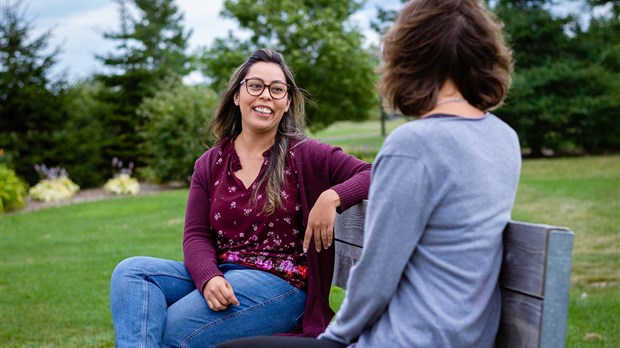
[320,113,521,347]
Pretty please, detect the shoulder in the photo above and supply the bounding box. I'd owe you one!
[195,139,230,167]
[292,138,335,152]
[380,120,430,159]
[291,138,341,158]
[486,113,519,138]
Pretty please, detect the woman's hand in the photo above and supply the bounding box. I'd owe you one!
[304,189,341,253]
[202,276,240,311]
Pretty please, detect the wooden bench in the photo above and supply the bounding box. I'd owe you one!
[332,200,574,348]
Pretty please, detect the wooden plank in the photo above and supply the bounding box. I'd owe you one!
[540,229,574,348]
[495,288,543,348]
[333,241,363,289]
[334,200,366,247]
[499,222,549,298]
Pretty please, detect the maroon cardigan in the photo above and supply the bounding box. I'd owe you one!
[183,137,371,337]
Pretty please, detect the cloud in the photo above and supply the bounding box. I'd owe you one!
[30,2,118,79]
[24,0,403,81]
[177,0,238,50]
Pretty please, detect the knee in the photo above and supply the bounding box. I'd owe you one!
[111,256,153,283]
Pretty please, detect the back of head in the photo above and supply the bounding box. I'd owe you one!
[378,0,514,116]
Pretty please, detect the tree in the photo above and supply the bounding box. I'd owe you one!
[0,0,67,184]
[494,0,620,155]
[565,0,620,153]
[96,0,192,173]
[138,79,218,184]
[54,79,109,187]
[197,0,379,131]
[369,0,408,36]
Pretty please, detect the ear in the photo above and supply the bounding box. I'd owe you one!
[233,92,239,106]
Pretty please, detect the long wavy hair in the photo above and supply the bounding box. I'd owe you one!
[207,48,307,214]
[378,0,514,116]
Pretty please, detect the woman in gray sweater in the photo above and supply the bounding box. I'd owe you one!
[218,0,520,347]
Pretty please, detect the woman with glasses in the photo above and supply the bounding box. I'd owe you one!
[109,48,371,347]
[219,0,520,347]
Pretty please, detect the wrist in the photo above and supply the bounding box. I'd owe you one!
[324,189,341,207]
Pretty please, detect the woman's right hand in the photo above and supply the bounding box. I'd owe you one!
[202,276,240,311]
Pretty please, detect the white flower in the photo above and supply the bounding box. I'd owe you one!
[29,178,80,202]
[103,174,140,195]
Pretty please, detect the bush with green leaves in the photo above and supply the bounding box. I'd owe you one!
[139,82,217,184]
[0,164,29,213]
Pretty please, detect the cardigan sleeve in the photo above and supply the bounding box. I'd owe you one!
[183,150,224,292]
[282,139,371,338]
[303,140,371,212]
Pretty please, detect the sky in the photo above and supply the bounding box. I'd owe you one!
[19,0,404,82]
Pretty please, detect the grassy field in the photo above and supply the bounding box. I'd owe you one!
[1,118,618,347]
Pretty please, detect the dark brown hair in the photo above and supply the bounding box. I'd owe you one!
[208,48,307,213]
[378,0,514,116]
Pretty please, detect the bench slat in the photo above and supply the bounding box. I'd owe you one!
[500,222,549,298]
[496,288,543,347]
[332,242,362,289]
[540,229,574,348]
[334,200,366,247]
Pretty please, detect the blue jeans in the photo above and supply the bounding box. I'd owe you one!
[110,257,307,348]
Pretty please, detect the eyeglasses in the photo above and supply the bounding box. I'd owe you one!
[240,78,289,100]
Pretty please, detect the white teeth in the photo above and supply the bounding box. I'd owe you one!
[254,107,273,114]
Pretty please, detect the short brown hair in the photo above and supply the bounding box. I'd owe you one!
[378,0,514,116]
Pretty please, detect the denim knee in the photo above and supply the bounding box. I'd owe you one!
[112,256,151,280]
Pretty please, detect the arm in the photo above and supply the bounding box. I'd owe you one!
[319,151,434,344]
[303,141,371,252]
[183,154,240,310]
[325,144,371,212]
[182,153,224,293]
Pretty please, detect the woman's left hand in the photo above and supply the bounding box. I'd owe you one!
[304,189,341,253]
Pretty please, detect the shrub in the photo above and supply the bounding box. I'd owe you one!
[103,158,140,195]
[139,82,217,184]
[104,174,140,195]
[29,165,80,202]
[0,164,29,213]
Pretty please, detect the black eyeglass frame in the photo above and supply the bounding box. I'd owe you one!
[240,78,290,100]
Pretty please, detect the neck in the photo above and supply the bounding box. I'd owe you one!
[436,97,467,106]
[236,131,276,157]
[420,79,484,119]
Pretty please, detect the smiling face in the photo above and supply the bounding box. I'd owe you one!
[233,62,291,137]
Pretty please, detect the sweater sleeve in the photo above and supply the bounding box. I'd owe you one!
[319,150,434,344]
[183,151,224,292]
[317,141,371,211]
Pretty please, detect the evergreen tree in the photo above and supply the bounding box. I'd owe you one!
[495,0,620,155]
[197,0,379,131]
[95,0,191,171]
[0,0,67,184]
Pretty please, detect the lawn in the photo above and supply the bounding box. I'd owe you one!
[1,118,618,347]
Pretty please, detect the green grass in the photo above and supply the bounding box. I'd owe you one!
[512,156,620,347]
[308,117,409,161]
[1,119,619,347]
[1,192,187,347]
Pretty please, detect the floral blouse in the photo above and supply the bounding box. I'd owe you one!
[209,142,308,289]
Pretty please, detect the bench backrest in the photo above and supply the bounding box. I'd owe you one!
[332,201,574,348]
